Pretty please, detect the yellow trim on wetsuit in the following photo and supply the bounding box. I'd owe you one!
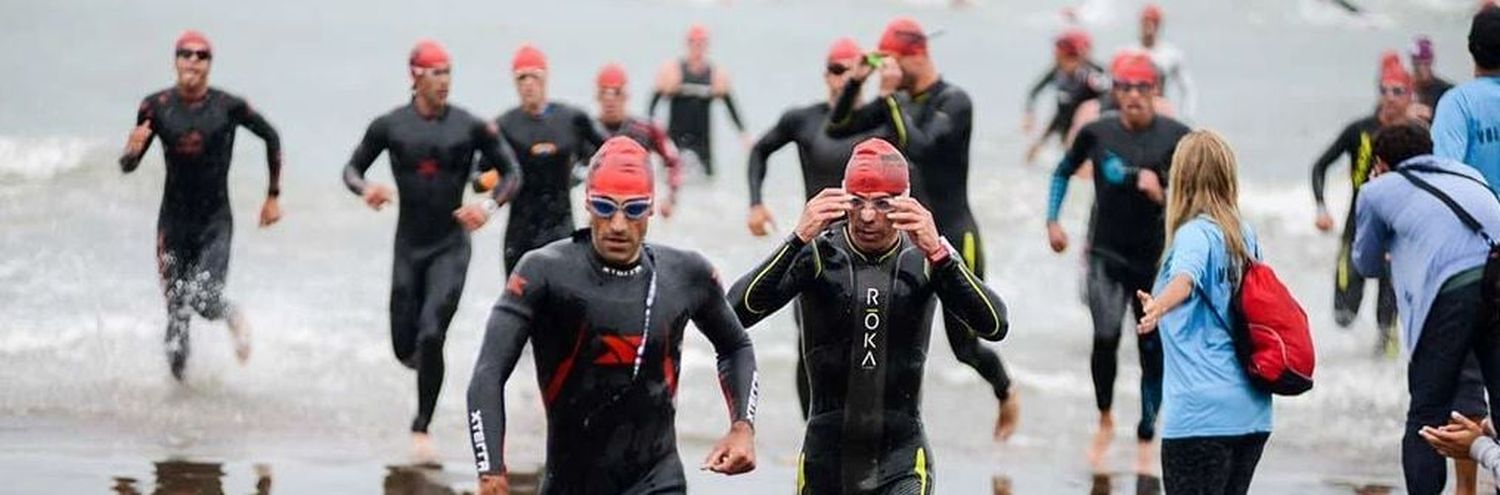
[1353,132,1374,190]
[885,96,909,149]
[743,243,794,315]
[843,226,903,264]
[962,232,977,272]
[955,248,1003,339]
[811,238,824,278]
[796,452,806,494]
[915,447,929,494]
[1337,243,1352,290]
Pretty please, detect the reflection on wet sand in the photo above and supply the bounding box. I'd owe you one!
[111,460,270,495]
[382,465,538,495]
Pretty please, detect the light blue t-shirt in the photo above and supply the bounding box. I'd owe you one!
[1153,216,1273,439]
[1433,77,1500,189]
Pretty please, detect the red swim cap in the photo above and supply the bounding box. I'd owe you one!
[843,138,910,195]
[512,44,548,73]
[1056,29,1091,57]
[409,39,450,69]
[1380,51,1412,87]
[1111,52,1157,84]
[827,37,863,64]
[688,24,710,42]
[1142,4,1164,24]
[175,30,212,53]
[586,137,655,198]
[878,17,928,57]
[597,63,628,90]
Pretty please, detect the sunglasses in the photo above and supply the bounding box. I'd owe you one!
[1380,86,1408,97]
[175,49,212,61]
[414,67,452,77]
[515,72,544,82]
[826,63,851,76]
[1113,80,1155,93]
[588,196,653,219]
[849,196,896,212]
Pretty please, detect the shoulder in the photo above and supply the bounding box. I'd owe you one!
[1174,217,1221,244]
[515,238,579,275]
[1160,117,1191,136]
[209,87,242,103]
[651,244,721,283]
[938,83,972,106]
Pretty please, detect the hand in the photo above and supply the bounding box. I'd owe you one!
[453,201,492,232]
[660,193,677,219]
[477,474,510,495]
[363,184,394,211]
[702,421,756,475]
[877,58,903,98]
[851,58,876,82]
[1136,290,1162,334]
[1137,169,1165,204]
[1022,112,1036,135]
[1314,209,1334,233]
[259,197,282,228]
[1046,222,1069,253]
[886,197,943,258]
[747,204,776,237]
[125,120,153,157]
[1420,412,1487,460]
[796,188,852,243]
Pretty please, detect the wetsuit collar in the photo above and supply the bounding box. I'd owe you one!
[524,102,552,118]
[841,224,903,264]
[176,85,209,103]
[578,228,646,276]
[411,98,449,121]
[911,76,944,102]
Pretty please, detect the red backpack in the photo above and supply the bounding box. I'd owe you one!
[1229,261,1316,395]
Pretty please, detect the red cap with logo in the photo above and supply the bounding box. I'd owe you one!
[827,37,863,64]
[877,17,928,57]
[409,39,450,69]
[597,63,627,90]
[843,138,910,195]
[512,44,548,73]
[176,30,212,53]
[1379,51,1412,88]
[1111,52,1157,84]
[587,137,655,198]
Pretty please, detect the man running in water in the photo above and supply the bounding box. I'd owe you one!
[648,24,750,178]
[342,39,521,458]
[1023,29,1107,164]
[827,17,1020,438]
[483,44,607,275]
[1122,4,1197,120]
[467,137,758,495]
[728,138,1009,494]
[594,63,681,218]
[1310,54,1411,355]
[119,30,281,380]
[1410,35,1454,119]
[1045,53,1189,475]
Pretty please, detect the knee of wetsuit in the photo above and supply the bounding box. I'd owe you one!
[416,333,447,363]
[1136,421,1155,441]
[1091,333,1123,354]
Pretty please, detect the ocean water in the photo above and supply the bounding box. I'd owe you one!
[0,0,1486,492]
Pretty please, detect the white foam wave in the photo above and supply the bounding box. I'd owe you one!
[0,136,100,181]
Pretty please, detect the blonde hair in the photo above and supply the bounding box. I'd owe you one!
[1164,130,1250,264]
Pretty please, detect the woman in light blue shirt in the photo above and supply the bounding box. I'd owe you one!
[1138,130,1272,494]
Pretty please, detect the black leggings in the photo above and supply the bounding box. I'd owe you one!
[1162,432,1269,495]
[1086,255,1163,440]
[390,238,471,433]
[158,217,235,380]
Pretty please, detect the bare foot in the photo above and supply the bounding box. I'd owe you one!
[1088,413,1115,474]
[1135,439,1156,475]
[227,309,252,364]
[412,432,437,465]
[994,388,1020,442]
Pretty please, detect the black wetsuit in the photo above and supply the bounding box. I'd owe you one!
[727,226,1008,495]
[601,116,682,191]
[467,231,758,495]
[648,60,746,177]
[1417,77,1455,113]
[1025,62,1108,140]
[827,77,1015,404]
[343,101,520,433]
[119,87,282,380]
[496,103,607,274]
[1048,115,1190,441]
[1310,115,1397,338]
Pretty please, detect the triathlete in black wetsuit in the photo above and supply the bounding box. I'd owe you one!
[1310,58,1413,353]
[490,44,607,275]
[1024,30,1108,163]
[728,138,1008,495]
[826,18,1018,436]
[468,137,758,495]
[648,24,749,178]
[341,40,521,450]
[119,31,282,380]
[1045,54,1187,473]
[595,63,682,217]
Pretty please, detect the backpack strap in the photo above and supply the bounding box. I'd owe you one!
[1394,168,1498,248]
